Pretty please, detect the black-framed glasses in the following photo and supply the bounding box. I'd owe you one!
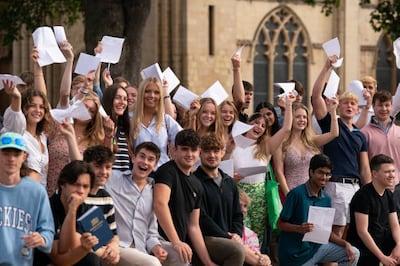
[316,169,332,177]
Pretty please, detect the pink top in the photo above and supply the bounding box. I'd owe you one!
[284,146,314,190]
[242,226,260,253]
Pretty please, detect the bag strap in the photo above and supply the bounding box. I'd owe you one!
[266,163,276,182]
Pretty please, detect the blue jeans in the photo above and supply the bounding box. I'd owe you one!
[302,242,360,266]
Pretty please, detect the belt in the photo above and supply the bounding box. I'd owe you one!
[329,176,359,185]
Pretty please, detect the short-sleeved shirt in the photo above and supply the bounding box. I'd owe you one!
[318,113,368,180]
[347,183,395,251]
[153,160,203,242]
[278,181,331,266]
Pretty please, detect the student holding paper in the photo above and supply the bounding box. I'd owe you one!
[254,101,281,136]
[232,95,294,245]
[273,101,338,197]
[347,154,400,266]
[277,154,359,266]
[131,77,182,169]
[219,100,238,160]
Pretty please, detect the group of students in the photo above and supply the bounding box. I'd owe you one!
[1,36,400,266]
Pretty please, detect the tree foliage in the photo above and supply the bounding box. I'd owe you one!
[0,0,82,46]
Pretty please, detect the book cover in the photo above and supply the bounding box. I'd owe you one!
[77,206,113,251]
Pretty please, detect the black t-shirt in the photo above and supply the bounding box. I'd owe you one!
[347,183,395,251]
[154,160,203,242]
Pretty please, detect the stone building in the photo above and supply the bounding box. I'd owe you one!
[1,0,397,114]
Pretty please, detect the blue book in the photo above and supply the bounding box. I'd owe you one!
[77,206,113,251]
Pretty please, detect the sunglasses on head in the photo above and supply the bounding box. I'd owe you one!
[1,136,25,147]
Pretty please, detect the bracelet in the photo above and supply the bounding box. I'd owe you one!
[163,95,170,100]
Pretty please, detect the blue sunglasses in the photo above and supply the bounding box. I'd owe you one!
[1,136,25,147]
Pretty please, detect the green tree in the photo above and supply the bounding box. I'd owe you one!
[0,0,151,85]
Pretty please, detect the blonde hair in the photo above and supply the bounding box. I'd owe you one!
[247,113,269,161]
[131,77,165,140]
[339,91,359,103]
[196,98,224,141]
[239,189,251,207]
[361,75,377,85]
[78,92,105,146]
[282,103,319,158]
[219,100,238,132]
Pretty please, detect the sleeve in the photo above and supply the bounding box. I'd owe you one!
[36,190,55,253]
[93,83,103,100]
[153,164,175,188]
[145,212,161,253]
[165,114,183,145]
[199,206,230,238]
[317,112,331,134]
[359,132,368,152]
[350,189,370,215]
[1,106,26,134]
[279,189,297,222]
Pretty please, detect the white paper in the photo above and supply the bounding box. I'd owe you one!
[235,46,244,57]
[74,53,101,75]
[53,26,66,45]
[303,206,335,244]
[32,26,66,67]
[0,74,25,90]
[233,134,256,149]
[96,36,125,64]
[140,63,163,81]
[99,105,108,118]
[219,159,234,178]
[201,81,228,105]
[392,83,400,116]
[274,82,297,98]
[231,121,254,138]
[322,37,343,68]
[172,85,199,110]
[50,100,91,123]
[394,37,400,69]
[163,67,180,94]
[237,165,267,177]
[323,70,340,99]
[348,80,367,106]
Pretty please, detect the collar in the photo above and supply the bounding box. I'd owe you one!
[305,180,325,198]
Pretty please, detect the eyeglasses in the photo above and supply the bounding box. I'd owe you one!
[1,136,25,148]
[72,86,85,91]
[316,169,332,177]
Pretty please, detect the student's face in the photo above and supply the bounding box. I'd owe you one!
[126,86,137,111]
[61,173,91,200]
[199,103,216,128]
[243,90,253,109]
[143,83,161,109]
[309,167,332,189]
[24,96,45,125]
[363,82,377,97]
[338,98,358,119]
[113,88,128,116]
[0,149,26,176]
[259,108,275,127]
[71,82,85,98]
[89,161,113,188]
[132,148,158,179]
[174,145,200,171]
[293,108,308,131]
[200,147,224,171]
[84,99,97,120]
[245,117,266,140]
[373,163,396,188]
[220,104,235,127]
[373,100,392,122]
[239,199,248,216]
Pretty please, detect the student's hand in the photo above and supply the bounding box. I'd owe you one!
[231,54,241,69]
[59,119,76,139]
[344,242,356,264]
[80,232,99,252]
[189,99,200,117]
[60,40,74,61]
[101,242,120,264]
[152,245,168,263]
[379,254,397,266]
[228,232,242,244]
[256,253,271,266]
[327,55,339,68]
[103,116,115,137]
[94,41,102,55]
[172,240,192,264]
[31,46,40,64]
[102,68,113,87]
[362,89,372,108]
[298,222,314,234]
[326,97,338,113]
[2,80,20,98]
[233,173,244,183]
[21,232,45,248]
[390,244,400,263]
[67,193,85,212]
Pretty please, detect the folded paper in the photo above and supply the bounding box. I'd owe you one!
[50,100,91,123]
[32,26,66,67]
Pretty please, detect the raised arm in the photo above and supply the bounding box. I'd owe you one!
[354,90,372,129]
[313,97,339,147]
[231,54,245,112]
[266,96,293,155]
[3,80,21,112]
[162,79,176,119]
[32,47,47,96]
[59,120,82,160]
[58,41,74,109]
[312,56,337,120]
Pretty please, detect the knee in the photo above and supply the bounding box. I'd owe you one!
[352,246,360,266]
